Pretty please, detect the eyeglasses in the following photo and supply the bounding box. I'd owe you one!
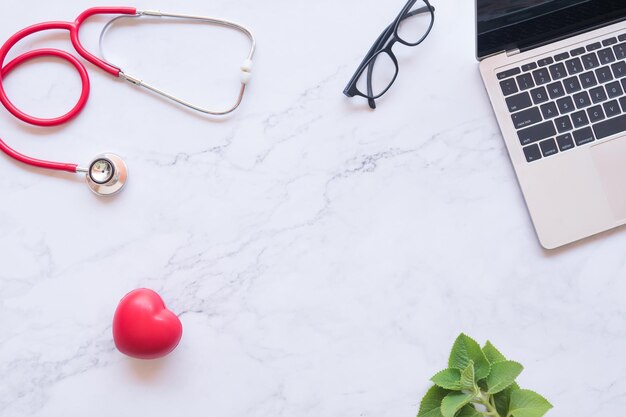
[343,0,435,109]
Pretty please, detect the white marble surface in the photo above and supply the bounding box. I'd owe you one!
[1,0,625,416]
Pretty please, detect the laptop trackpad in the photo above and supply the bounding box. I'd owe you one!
[591,137,626,221]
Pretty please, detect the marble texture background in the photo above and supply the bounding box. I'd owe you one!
[1,0,625,416]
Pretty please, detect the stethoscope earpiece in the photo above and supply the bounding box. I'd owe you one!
[82,153,127,196]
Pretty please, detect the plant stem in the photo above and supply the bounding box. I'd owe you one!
[476,391,502,417]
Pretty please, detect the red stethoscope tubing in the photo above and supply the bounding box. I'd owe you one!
[0,7,137,173]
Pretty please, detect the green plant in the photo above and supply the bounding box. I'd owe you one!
[418,334,552,417]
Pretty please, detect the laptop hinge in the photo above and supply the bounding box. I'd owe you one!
[506,48,521,57]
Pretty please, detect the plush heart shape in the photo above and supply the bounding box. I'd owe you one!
[113,288,183,359]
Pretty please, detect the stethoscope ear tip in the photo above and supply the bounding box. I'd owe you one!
[85,153,127,196]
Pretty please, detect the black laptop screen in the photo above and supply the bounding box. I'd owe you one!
[477,0,626,59]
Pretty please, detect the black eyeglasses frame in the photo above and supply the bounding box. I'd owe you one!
[343,0,435,109]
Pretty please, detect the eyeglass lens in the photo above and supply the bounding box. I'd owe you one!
[396,2,433,45]
[356,51,398,98]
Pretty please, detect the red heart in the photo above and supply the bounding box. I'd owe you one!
[112,289,183,359]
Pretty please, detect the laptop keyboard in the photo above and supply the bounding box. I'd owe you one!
[498,33,626,163]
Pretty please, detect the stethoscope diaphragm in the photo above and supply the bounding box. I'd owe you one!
[83,153,127,196]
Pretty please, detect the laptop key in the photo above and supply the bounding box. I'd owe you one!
[556,96,576,113]
[566,57,583,75]
[506,91,532,112]
[523,144,542,162]
[572,110,590,128]
[532,68,551,85]
[581,53,599,70]
[613,43,626,59]
[530,87,549,104]
[499,78,518,96]
[595,66,614,83]
[537,57,554,67]
[603,37,618,46]
[619,96,626,112]
[573,127,595,146]
[555,52,570,61]
[516,73,535,90]
[547,82,565,99]
[593,113,626,139]
[589,86,608,103]
[603,100,621,117]
[619,34,626,42]
[571,47,586,56]
[579,71,597,88]
[563,76,582,93]
[497,67,521,80]
[556,133,575,151]
[555,115,573,133]
[573,91,592,108]
[605,81,623,99]
[587,105,605,123]
[587,42,602,51]
[548,63,567,80]
[540,102,558,119]
[611,61,626,78]
[598,48,616,64]
[511,107,542,129]
[518,121,556,146]
[521,62,537,72]
[540,138,559,157]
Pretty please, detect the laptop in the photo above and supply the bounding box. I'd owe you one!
[477,1,626,249]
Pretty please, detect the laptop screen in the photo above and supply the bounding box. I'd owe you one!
[477,0,626,59]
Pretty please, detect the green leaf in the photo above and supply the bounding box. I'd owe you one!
[494,383,520,417]
[485,361,524,394]
[431,368,462,390]
[477,378,488,392]
[508,389,553,417]
[440,392,474,417]
[460,361,477,392]
[483,341,507,364]
[448,334,491,380]
[457,405,482,417]
[418,385,450,417]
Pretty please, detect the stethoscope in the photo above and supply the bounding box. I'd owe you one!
[0,7,256,196]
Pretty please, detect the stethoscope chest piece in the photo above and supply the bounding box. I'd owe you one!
[85,153,127,196]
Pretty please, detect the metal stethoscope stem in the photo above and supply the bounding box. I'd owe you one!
[0,7,256,196]
[102,10,257,116]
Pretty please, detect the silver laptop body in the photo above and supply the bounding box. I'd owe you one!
[478,1,626,249]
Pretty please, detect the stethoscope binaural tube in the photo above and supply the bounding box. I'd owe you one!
[0,136,79,173]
